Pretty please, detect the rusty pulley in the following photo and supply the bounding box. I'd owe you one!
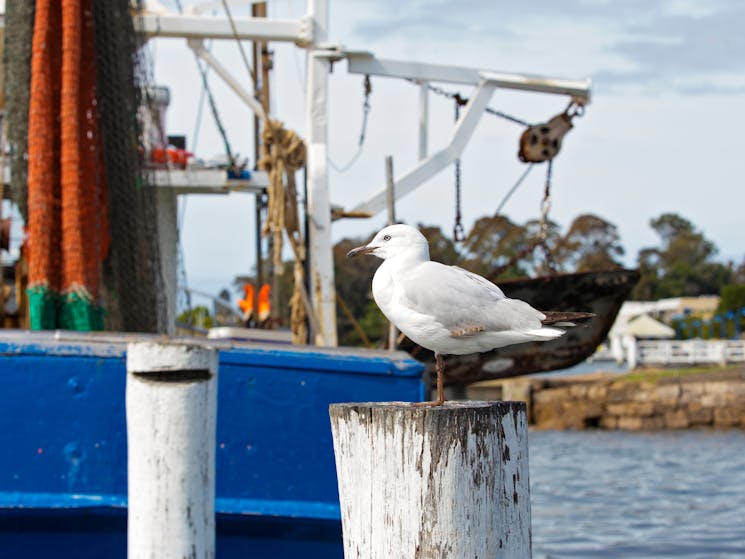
[518,100,584,163]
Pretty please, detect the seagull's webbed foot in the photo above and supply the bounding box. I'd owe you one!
[412,352,446,407]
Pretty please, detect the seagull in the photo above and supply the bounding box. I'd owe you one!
[347,224,593,406]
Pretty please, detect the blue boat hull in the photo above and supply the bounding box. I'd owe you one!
[0,332,425,557]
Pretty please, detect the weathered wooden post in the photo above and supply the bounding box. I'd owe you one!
[126,341,219,559]
[329,401,531,558]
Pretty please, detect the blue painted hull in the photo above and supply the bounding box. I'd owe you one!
[0,331,425,557]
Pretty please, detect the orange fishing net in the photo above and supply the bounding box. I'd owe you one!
[27,0,109,329]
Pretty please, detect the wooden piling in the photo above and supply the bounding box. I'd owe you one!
[126,341,219,559]
[329,401,531,558]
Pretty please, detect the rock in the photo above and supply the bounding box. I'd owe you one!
[606,383,637,403]
[664,409,690,429]
[653,383,681,404]
[532,387,571,405]
[714,407,740,427]
[587,384,608,400]
[641,416,665,429]
[679,383,705,404]
[606,401,655,417]
[569,384,589,399]
[617,416,643,430]
[686,403,713,426]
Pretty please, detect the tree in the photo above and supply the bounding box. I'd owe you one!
[417,223,461,265]
[556,213,624,272]
[523,217,564,276]
[631,213,733,299]
[334,234,386,346]
[459,214,533,278]
[176,306,214,330]
[717,284,745,314]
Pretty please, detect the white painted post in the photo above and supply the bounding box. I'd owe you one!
[385,155,397,352]
[126,342,219,559]
[305,0,338,347]
[625,334,637,369]
[156,188,178,335]
[330,401,531,558]
[418,81,428,160]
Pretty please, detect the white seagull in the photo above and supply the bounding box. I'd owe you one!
[347,223,593,406]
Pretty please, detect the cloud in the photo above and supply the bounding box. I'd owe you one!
[349,0,745,95]
[599,2,745,93]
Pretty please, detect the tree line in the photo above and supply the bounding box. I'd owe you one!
[190,211,743,345]
[334,212,744,346]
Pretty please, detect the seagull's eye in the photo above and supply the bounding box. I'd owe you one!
[383,235,391,241]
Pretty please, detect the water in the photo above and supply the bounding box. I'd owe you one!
[530,429,745,558]
[537,359,631,378]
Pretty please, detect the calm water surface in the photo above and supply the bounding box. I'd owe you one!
[529,429,745,558]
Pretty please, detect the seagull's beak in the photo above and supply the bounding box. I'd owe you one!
[346,245,376,258]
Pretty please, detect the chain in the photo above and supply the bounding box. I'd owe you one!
[484,106,530,127]
[453,99,465,242]
[538,160,558,273]
[359,75,372,145]
[410,79,529,127]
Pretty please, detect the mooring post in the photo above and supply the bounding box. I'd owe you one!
[126,341,219,559]
[329,401,531,558]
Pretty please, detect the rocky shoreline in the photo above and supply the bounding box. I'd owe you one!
[467,367,745,430]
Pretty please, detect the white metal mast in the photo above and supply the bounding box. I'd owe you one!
[135,1,591,348]
[304,0,337,346]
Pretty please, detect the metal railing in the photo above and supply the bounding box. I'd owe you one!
[631,339,745,367]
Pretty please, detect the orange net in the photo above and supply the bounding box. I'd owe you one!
[27,0,109,329]
[27,0,62,293]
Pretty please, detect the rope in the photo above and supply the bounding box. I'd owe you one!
[221,0,258,87]
[329,75,372,173]
[175,0,233,161]
[494,164,534,216]
[259,119,317,343]
[193,55,233,162]
[487,161,556,280]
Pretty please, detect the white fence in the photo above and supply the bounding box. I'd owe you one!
[628,339,745,368]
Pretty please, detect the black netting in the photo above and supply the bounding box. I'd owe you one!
[3,0,35,220]
[93,0,167,333]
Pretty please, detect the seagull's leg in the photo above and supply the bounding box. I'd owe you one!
[413,352,446,407]
[434,352,445,405]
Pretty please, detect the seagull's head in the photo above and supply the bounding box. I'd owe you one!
[347,224,430,261]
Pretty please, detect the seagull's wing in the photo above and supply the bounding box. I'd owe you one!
[400,262,545,334]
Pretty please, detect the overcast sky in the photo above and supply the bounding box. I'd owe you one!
[152,0,745,298]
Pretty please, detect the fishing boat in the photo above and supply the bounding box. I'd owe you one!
[0,1,636,556]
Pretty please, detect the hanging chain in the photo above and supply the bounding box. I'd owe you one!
[359,75,372,145]
[537,159,558,274]
[453,95,466,243]
[407,80,573,275]
[410,79,529,127]
[329,75,372,173]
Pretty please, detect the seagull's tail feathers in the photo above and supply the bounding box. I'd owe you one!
[524,326,565,340]
[541,311,595,327]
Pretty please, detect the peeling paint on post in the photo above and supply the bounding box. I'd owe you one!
[329,401,531,558]
[126,342,219,559]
